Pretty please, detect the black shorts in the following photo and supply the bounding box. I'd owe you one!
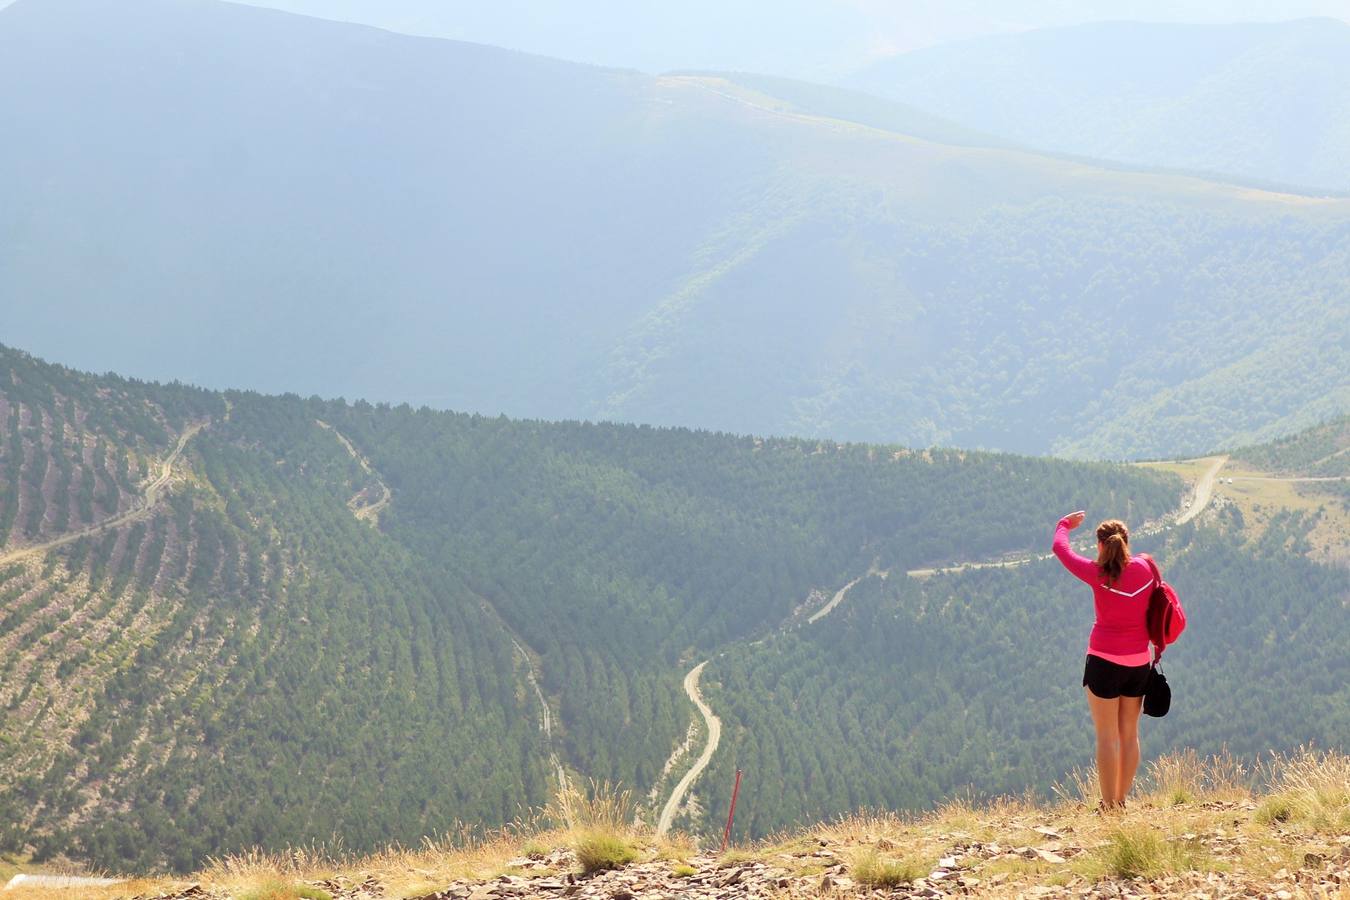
[1083,654,1150,699]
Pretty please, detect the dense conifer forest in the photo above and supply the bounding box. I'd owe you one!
[694,517,1350,838]
[1,345,1344,872]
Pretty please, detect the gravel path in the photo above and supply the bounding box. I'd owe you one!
[655,661,720,837]
[0,421,205,566]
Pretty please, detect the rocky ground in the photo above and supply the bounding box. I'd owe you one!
[21,752,1346,900]
[118,801,1349,900]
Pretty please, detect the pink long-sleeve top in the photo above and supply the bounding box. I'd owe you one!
[1053,516,1155,667]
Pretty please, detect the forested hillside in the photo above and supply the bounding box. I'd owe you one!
[679,421,1350,838]
[312,400,1179,797]
[3,0,1349,457]
[0,345,1190,871]
[848,18,1350,194]
[0,350,550,871]
[1231,415,1350,476]
[694,518,1350,838]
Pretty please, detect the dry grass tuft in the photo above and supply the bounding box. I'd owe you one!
[548,780,642,876]
[201,842,344,882]
[0,878,172,900]
[1147,748,1205,805]
[1077,824,1215,882]
[850,848,926,887]
[1051,764,1101,809]
[546,779,634,833]
[1256,747,1350,832]
[237,881,332,900]
[1146,748,1251,806]
[814,809,911,845]
[649,832,696,864]
[572,832,638,875]
[200,822,561,899]
[715,849,759,868]
[519,841,549,860]
[1090,826,1166,879]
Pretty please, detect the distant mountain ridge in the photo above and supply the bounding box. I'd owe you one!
[2,0,1349,458]
[847,17,1350,194]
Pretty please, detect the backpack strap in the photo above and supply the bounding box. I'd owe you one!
[1141,554,1166,664]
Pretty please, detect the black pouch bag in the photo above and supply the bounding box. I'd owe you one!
[1143,662,1171,717]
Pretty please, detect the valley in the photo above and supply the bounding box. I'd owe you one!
[1,1,1347,894]
[0,344,1197,870]
[0,344,1345,873]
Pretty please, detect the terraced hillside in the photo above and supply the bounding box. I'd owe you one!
[0,369,205,552]
[0,349,548,871]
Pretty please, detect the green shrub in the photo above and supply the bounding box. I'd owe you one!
[573,831,638,874]
[237,881,332,900]
[1256,795,1295,824]
[716,849,756,868]
[850,848,924,887]
[520,841,550,860]
[1258,750,1350,832]
[1098,827,1165,879]
[672,864,697,878]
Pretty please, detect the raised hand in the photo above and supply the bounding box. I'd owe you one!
[1063,510,1087,529]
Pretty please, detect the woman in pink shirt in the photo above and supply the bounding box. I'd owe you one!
[1053,510,1155,812]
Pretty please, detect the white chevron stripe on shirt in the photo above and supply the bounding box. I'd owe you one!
[1103,578,1154,598]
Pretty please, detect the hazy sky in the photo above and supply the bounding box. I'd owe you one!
[217,0,1350,80]
[2,0,1348,78]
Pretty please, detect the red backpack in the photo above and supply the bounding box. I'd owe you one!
[1141,554,1185,660]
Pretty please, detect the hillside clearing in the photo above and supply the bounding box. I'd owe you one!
[1141,455,1350,565]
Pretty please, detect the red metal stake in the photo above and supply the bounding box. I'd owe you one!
[720,768,743,853]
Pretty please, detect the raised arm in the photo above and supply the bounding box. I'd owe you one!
[1052,513,1099,585]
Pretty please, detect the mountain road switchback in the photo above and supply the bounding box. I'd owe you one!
[0,420,206,568]
[655,661,720,837]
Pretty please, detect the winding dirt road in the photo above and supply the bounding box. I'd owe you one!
[906,454,1229,579]
[0,421,205,567]
[511,637,568,792]
[806,575,864,625]
[655,661,720,837]
[1175,455,1228,526]
[316,420,391,523]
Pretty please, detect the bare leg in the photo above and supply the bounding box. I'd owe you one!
[1116,694,1144,804]
[1086,687,1122,806]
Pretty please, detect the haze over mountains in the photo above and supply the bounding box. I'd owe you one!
[175,0,1350,81]
[849,17,1350,193]
[4,0,1348,458]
